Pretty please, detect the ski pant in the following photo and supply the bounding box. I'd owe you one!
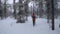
[32,18,35,26]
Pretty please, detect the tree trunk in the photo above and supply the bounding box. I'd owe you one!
[51,0,55,30]
[4,0,7,18]
[13,0,16,19]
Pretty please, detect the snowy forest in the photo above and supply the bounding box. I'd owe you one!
[0,0,60,34]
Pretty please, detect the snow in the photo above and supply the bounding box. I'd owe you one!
[0,16,60,34]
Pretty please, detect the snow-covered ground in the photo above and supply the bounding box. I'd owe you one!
[0,16,60,34]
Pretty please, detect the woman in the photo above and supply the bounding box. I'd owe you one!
[32,12,36,26]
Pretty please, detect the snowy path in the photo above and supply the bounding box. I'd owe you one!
[0,16,60,34]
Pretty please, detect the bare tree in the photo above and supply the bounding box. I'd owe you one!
[24,0,29,21]
[4,0,7,18]
[39,0,43,18]
[45,0,55,30]
[46,0,50,23]
[51,0,54,30]
[13,0,16,19]
[0,0,2,19]
[19,0,22,15]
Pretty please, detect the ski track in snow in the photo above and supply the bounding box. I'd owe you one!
[0,16,60,34]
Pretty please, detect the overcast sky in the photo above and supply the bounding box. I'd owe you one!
[8,0,13,4]
[8,0,18,4]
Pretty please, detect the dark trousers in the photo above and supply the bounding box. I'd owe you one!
[59,24,60,28]
[33,19,35,26]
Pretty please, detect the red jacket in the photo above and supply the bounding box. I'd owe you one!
[32,13,36,20]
